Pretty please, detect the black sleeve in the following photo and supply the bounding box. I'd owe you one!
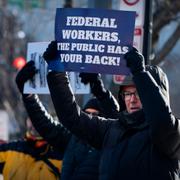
[134,71,180,159]
[23,94,71,153]
[47,72,112,149]
[97,90,120,119]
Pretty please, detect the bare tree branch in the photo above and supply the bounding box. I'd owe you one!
[152,0,180,44]
[153,24,180,65]
[153,0,180,31]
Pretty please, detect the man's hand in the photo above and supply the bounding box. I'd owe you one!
[15,61,37,94]
[79,72,100,85]
[79,72,107,99]
[43,41,58,64]
[124,47,145,75]
[43,41,64,72]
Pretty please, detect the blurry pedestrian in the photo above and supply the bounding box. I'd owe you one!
[15,61,118,180]
[61,97,104,180]
[0,117,62,180]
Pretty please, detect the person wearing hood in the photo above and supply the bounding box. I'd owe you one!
[61,97,106,180]
[43,41,180,180]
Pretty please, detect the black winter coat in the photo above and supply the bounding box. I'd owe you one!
[23,94,71,153]
[23,93,118,180]
[47,69,180,180]
[61,135,101,180]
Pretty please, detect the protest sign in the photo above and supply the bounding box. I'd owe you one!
[54,8,136,75]
[24,42,90,94]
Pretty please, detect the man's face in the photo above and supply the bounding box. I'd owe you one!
[122,85,142,114]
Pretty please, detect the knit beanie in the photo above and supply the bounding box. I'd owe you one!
[83,97,103,112]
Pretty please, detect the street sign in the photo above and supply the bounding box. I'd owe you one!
[113,74,133,85]
[133,27,143,52]
[119,0,145,27]
[114,0,146,85]
[113,74,126,84]
[123,0,140,6]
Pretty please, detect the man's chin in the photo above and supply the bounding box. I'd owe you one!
[129,108,141,114]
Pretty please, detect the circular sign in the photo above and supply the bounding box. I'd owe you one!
[123,0,139,6]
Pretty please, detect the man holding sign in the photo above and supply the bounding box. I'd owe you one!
[42,8,180,180]
[44,41,180,180]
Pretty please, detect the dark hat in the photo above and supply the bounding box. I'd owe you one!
[83,97,103,112]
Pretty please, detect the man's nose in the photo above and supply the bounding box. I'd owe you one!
[130,94,137,102]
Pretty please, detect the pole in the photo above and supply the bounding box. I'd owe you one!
[64,0,73,8]
[143,0,153,64]
[88,0,112,9]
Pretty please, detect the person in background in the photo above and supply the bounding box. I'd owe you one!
[79,72,120,117]
[13,61,71,180]
[0,140,6,145]
[43,41,180,180]
[0,116,62,180]
[15,61,118,180]
[61,97,104,180]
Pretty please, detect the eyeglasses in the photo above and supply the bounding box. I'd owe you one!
[122,91,140,101]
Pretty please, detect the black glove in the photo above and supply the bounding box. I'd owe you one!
[124,47,145,75]
[79,72,100,85]
[43,41,58,64]
[79,72,107,99]
[15,61,37,94]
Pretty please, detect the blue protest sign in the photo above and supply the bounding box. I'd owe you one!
[54,8,135,75]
